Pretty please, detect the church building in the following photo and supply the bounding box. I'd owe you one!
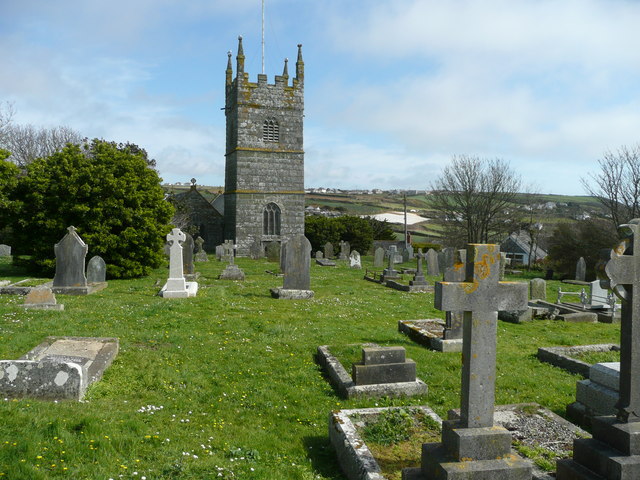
[221,36,305,256]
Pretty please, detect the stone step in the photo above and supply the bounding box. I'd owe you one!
[556,458,605,480]
[571,437,640,479]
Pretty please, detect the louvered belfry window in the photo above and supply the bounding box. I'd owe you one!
[263,119,279,142]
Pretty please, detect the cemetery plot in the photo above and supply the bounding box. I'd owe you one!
[331,404,588,480]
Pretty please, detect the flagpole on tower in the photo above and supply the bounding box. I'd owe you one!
[261,0,265,74]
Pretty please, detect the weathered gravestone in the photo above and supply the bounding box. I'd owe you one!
[86,256,106,284]
[271,235,313,299]
[530,278,546,300]
[426,248,439,276]
[219,240,245,280]
[349,250,361,269]
[159,228,198,298]
[182,233,195,276]
[265,242,280,262]
[575,256,587,282]
[402,247,411,263]
[406,244,414,261]
[52,227,107,295]
[194,236,209,262]
[500,251,508,280]
[53,226,87,288]
[443,247,455,270]
[0,336,118,401]
[0,244,11,256]
[315,251,323,259]
[338,240,350,261]
[22,286,63,311]
[405,244,531,479]
[249,238,263,259]
[410,249,428,287]
[324,242,334,260]
[381,245,400,281]
[557,219,640,479]
[373,247,385,268]
[352,346,418,386]
[215,244,224,261]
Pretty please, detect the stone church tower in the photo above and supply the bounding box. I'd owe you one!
[223,36,305,256]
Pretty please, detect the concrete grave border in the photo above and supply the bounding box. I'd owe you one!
[397,319,463,353]
[537,343,619,377]
[329,406,442,480]
[316,345,428,399]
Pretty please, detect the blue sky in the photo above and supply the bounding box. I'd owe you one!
[2,0,640,195]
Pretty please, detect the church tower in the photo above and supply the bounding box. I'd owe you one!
[224,36,305,256]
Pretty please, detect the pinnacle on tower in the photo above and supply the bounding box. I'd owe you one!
[236,35,245,75]
[282,58,289,78]
[295,44,304,83]
[226,51,233,85]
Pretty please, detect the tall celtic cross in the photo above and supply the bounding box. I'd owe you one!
[601,219,640,423]
[167,228,186,281]
[223,240,235,265]
[435,244,527,428]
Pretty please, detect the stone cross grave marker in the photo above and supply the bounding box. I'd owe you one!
[86,256,106,284]
[410,249,427,286]
[441,249,466,340]
[223,239,235,265]
[324,242,334,260]
[382,245,400,280]
[159,228,197,298]
[349,250,361,269]
[435,244,528,428]
[373,247,384,268]
[426,248,439,276]
[415,244,531,479]
[194,236,208,262]
[557,219,640,478]
[576,256,586,281]
[53,226,88,288]
[182,233,195,275]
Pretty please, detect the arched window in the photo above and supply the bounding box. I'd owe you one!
[263,203,281,235]
[262,118,279,142]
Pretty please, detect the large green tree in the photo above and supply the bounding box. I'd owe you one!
[0,149,18,235]
[10,139,173,278]
[304,215,374,254]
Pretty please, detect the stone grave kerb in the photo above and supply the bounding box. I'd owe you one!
[53,226,88,288]
[435,243,528,428]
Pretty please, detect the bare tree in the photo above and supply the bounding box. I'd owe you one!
[581,145,640,228]
[0,101,15,138]
[430,155,522,245]
[0,123,83,168]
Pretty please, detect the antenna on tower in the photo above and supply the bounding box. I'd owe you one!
[261,0,265,74]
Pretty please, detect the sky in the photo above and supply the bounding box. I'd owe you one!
[2,0,640,195]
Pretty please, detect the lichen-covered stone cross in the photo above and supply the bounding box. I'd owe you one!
[435,244,527,428]
[601,219,640,422]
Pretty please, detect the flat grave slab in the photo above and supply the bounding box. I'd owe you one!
[398,319,463,353]
[0,336,118,401]
[316,258,336,267]
[384,279,432,293]
[316,344,427,399]
[331,403,588,480]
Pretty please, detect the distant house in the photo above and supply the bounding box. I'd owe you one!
[500,231,547,266]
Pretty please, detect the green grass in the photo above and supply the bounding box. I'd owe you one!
[0,255,620,479]
[574,349,620,364]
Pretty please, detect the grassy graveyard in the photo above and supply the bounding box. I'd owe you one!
[0,255,619,479]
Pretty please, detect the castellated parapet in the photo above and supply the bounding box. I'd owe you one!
[224,36,305,256]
